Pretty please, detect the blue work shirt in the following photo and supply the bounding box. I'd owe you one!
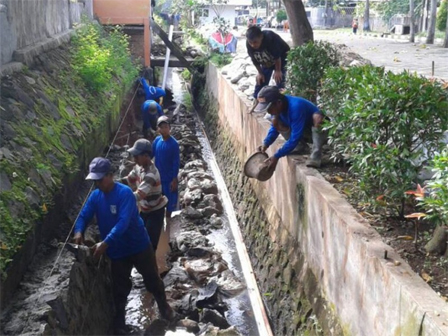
[74,182,150,260]
[141,100,164,129]
[263,95,320,158]
[152,135,180,182]
[140,78,166,101]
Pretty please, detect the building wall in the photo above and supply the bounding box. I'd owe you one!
[0,0,93,66]
[199,5,238,26]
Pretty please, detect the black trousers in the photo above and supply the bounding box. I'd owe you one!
[110,245,168,329]
[140,206,166,251]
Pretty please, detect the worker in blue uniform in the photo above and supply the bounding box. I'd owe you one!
[73,157,173,334]
[152,116,180,221]
[139,77,166,104]
[255,86,326,170]
[141,100,164,139]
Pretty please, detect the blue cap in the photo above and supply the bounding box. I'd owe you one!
[127,139,152,156]
[86,157,111,180]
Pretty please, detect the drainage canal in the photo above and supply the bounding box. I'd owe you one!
[0,70,271,336]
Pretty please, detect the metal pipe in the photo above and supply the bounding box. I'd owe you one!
[162,25,174,90]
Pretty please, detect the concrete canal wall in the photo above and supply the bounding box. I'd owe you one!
[198,63,448,336]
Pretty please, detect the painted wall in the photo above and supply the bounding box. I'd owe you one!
[202,63,448,336]
[0,0,93,66]
[199,5,238,26]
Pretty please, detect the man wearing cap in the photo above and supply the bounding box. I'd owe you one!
[255,86,326,169]
[246,26,290,108]
[125,139,167,252]
[139,77,166,105]
[141,100,164,138]
[73,157,173,334]
[152,116,180,220]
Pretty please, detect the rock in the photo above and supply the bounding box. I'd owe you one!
[0,147,13,160]
[184,160,207,171]
[182,206,203,219]
[245,65,258,76]
[187,172,213,180]
[0,172,12,192]
[425,225,448,255]
[230,72,246,84]
[2,123,17,140]
[201,207,221,218]
[25,186,40,206]
[198,195,223,213]
[176,319,200,333]
[144,319,169,336]
[213,270,245,298]
[349,60,362,67]
[209,214,223,229]
[217,326,242,335]
[175,231,210,252]
[24,76,36,85]
[163,264,190,287]
[200,308,230,329]
[243,87,255,97]
[183,189,203,206]
[201,180,218,195]
[186,247,214,259]
[187,178,202,190]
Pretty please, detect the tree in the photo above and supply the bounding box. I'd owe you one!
[363,0,371,31]
[426,0,437,43]
[437,0,447,31]
[409,0,415,42]
[444,8,448,47]
[283,0,314,46]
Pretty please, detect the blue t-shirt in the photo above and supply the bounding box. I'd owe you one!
[141,100,164,129]
[152,135,180,182]
[140,78,166,101]
[263,95,320,158]
[74,183,150,260]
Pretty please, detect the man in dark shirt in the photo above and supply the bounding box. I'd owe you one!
[246,26,290,101]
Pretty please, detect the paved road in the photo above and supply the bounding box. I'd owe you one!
[273,30,448,80]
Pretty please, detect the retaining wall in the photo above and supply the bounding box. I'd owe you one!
[199,63,448,336]
[0,40,133,307]
[0,0,93,67]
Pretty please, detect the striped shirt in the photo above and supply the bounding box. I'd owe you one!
[126,163,168,213]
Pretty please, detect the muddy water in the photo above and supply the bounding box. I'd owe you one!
[123,70,259,335]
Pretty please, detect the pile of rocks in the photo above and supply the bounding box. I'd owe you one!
[220,55,258,99]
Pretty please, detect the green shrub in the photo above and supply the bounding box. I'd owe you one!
[276,9,287,23]
[286,41,339,103]
[181,69,192,81]
[72,21,138,92]
[322,65,448,216]
[418,145,448,225]
[437,0,447,31]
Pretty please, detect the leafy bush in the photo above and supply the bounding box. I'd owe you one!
[286,41,339,103]
[437,0,447,31]
[419,146,448,225]
[322,65,448,216]
[276,9,287,22]
[72,21,139,92]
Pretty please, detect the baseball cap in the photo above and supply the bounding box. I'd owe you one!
[254,86,282,113]
[127,139,152,156]
[157,115,170,126]
[86,157,111,180]
[143,100,159,115]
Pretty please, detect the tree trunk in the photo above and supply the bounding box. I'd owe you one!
[363,0,371,31]
[324,0,329,27]
[426,0,437,43]
[444,8,448,47]
[283,0,314,46]
[409,0,415,42]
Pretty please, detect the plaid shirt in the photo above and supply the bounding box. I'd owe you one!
[126,163,167,213]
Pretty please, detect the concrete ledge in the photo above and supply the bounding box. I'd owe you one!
[0,62,23,77]
[205,63,448,336]
[12,30,74,67]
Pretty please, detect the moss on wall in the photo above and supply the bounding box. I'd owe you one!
[194,84,343,335]
[0,38,136,279]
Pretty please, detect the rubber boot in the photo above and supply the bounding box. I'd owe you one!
[306,127,326,168]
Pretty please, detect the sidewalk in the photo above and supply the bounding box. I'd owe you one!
[275,30,448,80]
